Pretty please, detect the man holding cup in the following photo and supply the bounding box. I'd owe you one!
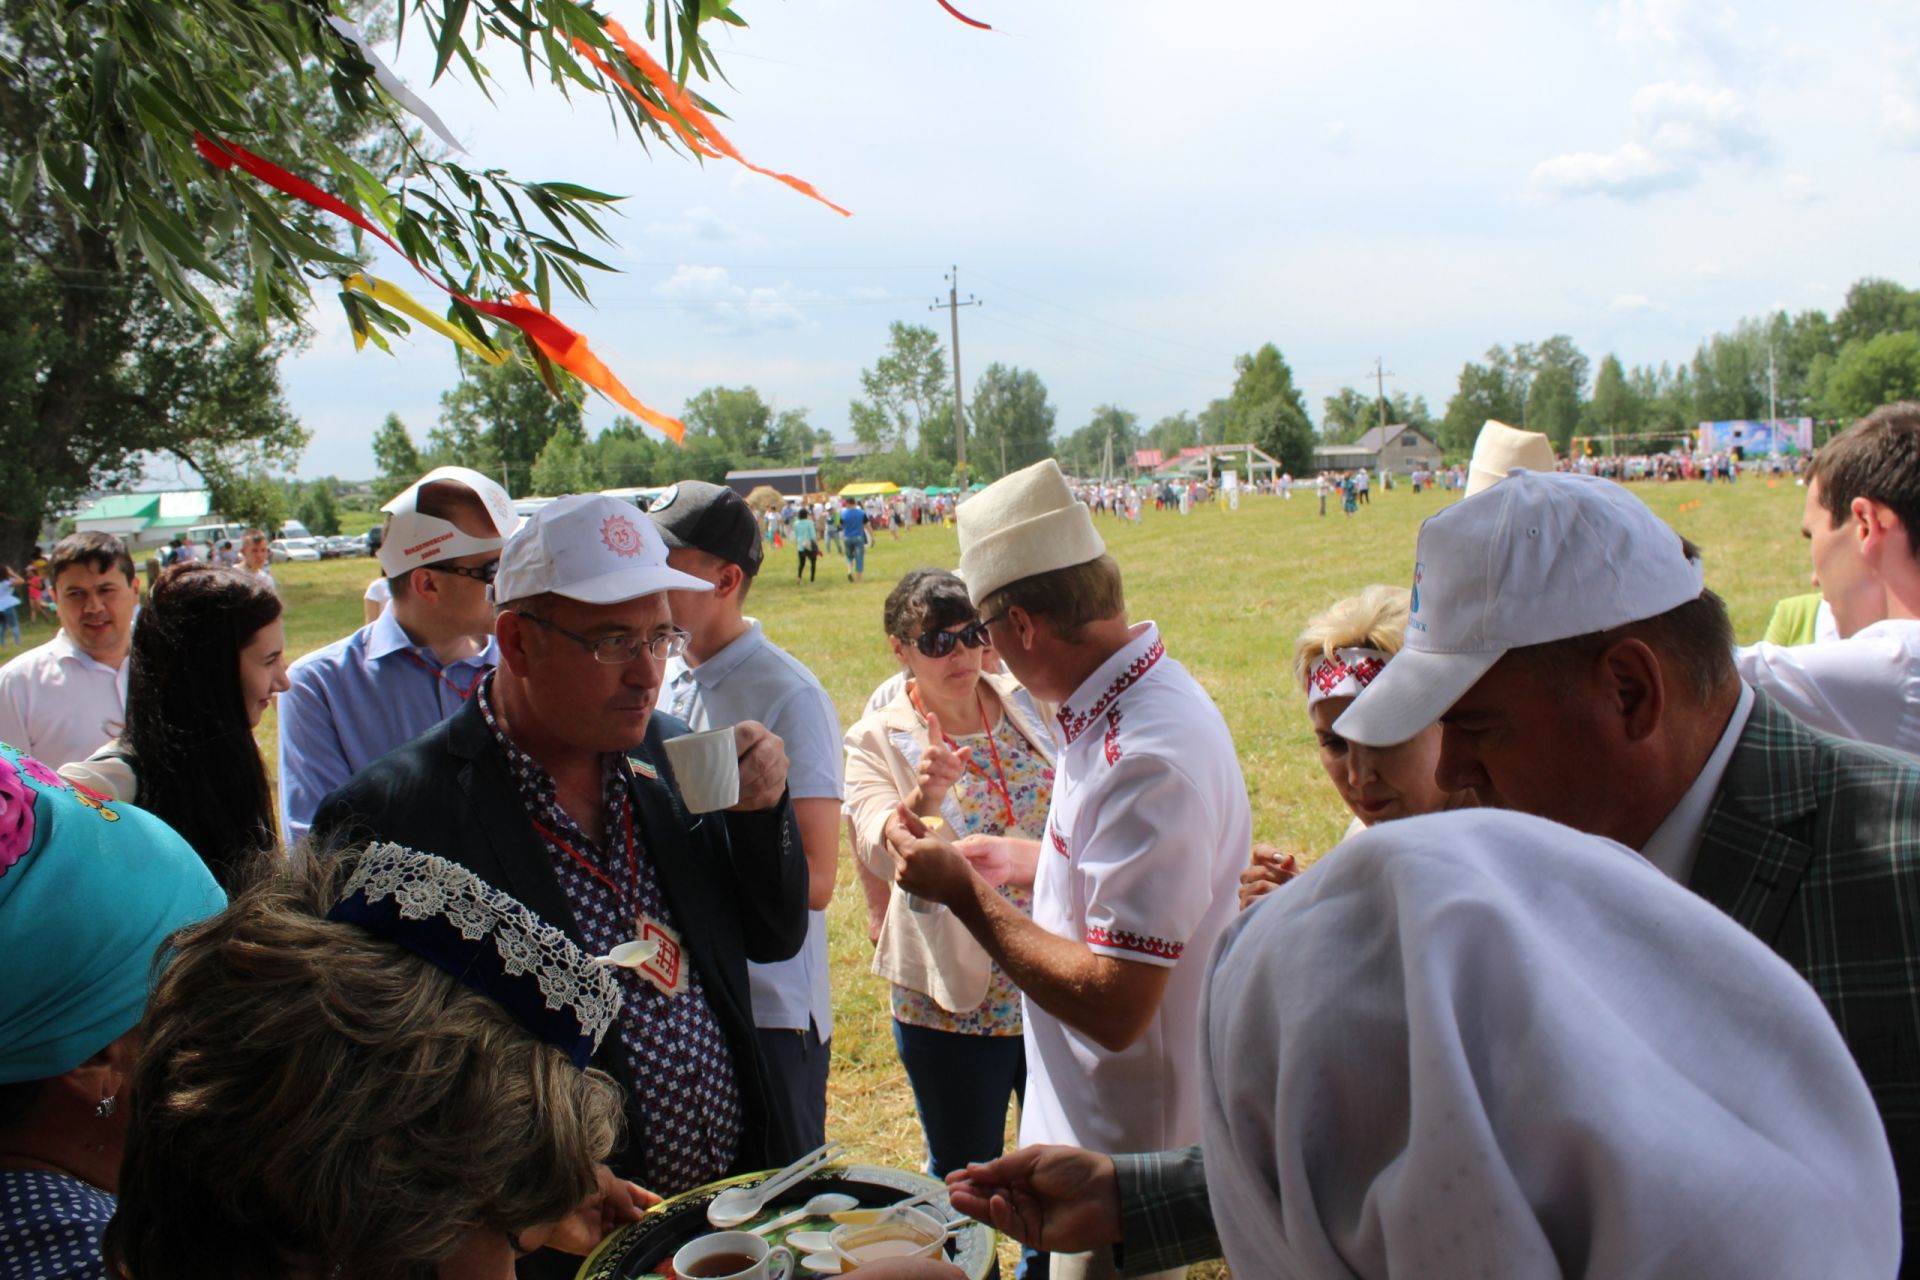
[885,459,1252,1280]
[648,480,845,1159]
[313,495,810,1273]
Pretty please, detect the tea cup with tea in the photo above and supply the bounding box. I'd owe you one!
[671,1228,793,1279]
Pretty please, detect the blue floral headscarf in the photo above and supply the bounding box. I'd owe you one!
[0,742,226,1084]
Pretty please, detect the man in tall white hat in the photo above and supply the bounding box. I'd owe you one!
[885,459,1251,1280]
[279,466,522,838]
[1332,467,1920,1244]
[313,495,810,1277]
[1464,418,1556,497]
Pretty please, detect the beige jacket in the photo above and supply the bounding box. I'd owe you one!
[843,670,1056,1013]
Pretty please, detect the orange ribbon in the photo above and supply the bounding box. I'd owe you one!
[587,19,851,218]
[193,133,686,442]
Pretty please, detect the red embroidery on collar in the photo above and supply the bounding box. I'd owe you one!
[1102,706,1124,766]
[1084,925,1184,960]
[1057,639,1165,745]
[1048,825,1070,858]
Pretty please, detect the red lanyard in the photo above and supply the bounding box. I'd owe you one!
[531,791,637,902]
[404,649,488,701]
[911,683,1018,831]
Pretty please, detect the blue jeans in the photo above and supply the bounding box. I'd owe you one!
[845,536,866,576]
[0,606,17,645]
[891,1020,1025,1179]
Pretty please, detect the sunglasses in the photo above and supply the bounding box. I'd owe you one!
[909,620,990,659]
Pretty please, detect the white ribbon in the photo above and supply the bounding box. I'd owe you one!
[326,16,468,155]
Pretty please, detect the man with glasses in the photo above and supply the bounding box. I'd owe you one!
[647,480,844,1158]
[278,466,520,839]
[312,495,809,1277]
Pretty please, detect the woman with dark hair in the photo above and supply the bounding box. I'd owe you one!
[59,562,288,888]
[844,567,1054,1180]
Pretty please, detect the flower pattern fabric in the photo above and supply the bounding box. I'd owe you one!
[892,714,1053,1036]
[476,677,744,1194]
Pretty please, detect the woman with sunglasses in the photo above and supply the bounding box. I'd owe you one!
[844,568,1057,1179]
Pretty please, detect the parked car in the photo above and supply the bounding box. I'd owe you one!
[271,537,322,563]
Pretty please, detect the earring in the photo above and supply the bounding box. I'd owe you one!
[95,1095,116,1119]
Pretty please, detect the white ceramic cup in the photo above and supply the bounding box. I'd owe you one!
[663,726,741,813]
[828,1207,947,1269]
[672,1229,793,1279]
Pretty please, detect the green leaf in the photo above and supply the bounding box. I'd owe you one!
[529,180,623,204]
[432,0,473,84]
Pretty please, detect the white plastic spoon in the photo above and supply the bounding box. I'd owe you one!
[784,1230,835,1254]
[801,1253,843,1274]
[593,938,661,969]
[751,1194,860,1239]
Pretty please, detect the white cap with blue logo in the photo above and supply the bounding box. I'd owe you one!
[1333,470,1705,747]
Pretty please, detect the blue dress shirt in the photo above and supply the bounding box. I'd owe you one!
[278,609,498,839]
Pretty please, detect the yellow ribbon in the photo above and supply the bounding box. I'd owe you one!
[344,273,508,365]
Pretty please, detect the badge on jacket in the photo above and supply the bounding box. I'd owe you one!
[633,914,688,996]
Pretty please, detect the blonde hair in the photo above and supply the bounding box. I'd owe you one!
[106,845,623,1280]
[1292,585,1411,693]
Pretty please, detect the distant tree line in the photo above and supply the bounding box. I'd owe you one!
[358,274,1920,500]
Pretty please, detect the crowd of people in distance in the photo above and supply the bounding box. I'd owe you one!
[3,401,1920,1278]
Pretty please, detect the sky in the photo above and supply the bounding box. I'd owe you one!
[270,0,1920,481]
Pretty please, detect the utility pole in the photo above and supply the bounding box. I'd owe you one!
[1372,357,1396,434]
[1768,344,1779,425]
[930,267,981,481]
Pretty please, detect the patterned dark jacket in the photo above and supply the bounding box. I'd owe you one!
[1691,689,1920,1249]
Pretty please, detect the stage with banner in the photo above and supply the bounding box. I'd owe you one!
[1698,418,1814,457]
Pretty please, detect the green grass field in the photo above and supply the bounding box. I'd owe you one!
[7,476,1812,1273]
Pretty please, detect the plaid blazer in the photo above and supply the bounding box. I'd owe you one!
[1692,689,1920,1245]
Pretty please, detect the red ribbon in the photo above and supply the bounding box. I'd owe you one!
[936,0,992,30]
[193,133,686,442]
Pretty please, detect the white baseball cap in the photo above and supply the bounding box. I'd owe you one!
[1333,470,1705,747]
[494,494,712,605]
[377,466,522,578]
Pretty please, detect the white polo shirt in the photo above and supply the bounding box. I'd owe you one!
[0,630,129,768]
[1735,618,1920,758]
[1020,621,1252,1155]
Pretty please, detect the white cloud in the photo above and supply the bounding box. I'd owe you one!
[1886,90,1920,150]
[650,264,810,335]
[1601,0,1785,74]
[642,206,764,247]
[1782,172,1818,203]
[1612,293,1661,311]
[1325,120,1353,155]
[1529,81,1767,199]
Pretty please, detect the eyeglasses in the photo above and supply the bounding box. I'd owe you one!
[432,558,500,586]
[908,620,990,659]
[515,612,691,664]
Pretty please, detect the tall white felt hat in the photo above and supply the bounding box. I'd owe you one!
[955,459,1106,606]
[1333,470,1704,747]
[1465,420,1557,498]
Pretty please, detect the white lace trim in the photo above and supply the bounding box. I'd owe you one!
[342,843,622,1050]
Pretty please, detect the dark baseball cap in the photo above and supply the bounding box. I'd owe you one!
[646,481,765,577]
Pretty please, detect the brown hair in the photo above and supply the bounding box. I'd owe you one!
[1806,402,1920,555]
[49,530,135,588]
[883,568,975,640]
[106,845,623,1280]
[976,554,1126,644]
